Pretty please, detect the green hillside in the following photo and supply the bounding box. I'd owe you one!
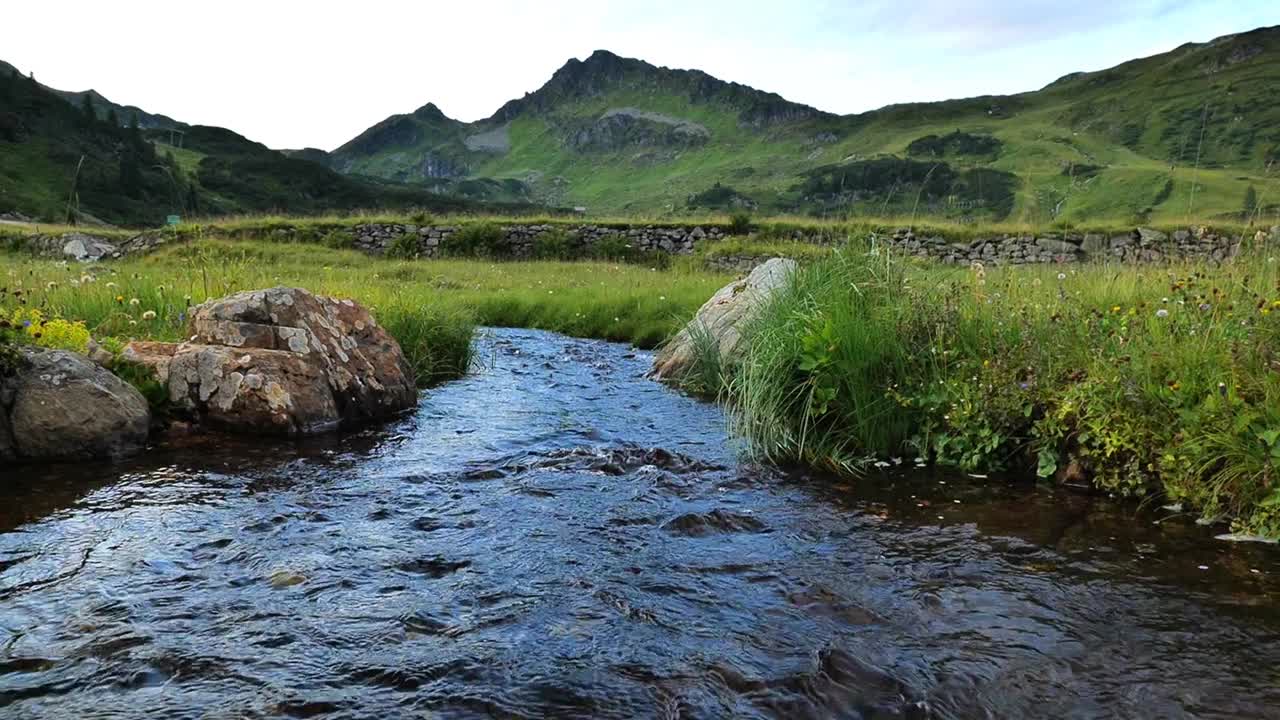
[0,67,543,226]
[0,60,186,131]
[330,26,1280,224]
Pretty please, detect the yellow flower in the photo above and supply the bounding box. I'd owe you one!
[1111,305,1121,314]
[115,295,124,304]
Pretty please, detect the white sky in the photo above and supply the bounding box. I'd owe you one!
[4,1,1276,151]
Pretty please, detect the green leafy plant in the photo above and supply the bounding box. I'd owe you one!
[443,222,506,258]
[532,229,577,260]
[385,233,421,260]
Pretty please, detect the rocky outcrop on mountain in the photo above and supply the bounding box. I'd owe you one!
[567,110,710,152]
[123,287,417,436]
[652,258,797,382]
[0,348,150,464]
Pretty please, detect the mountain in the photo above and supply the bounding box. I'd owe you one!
[0,59,185,131]
[0,64,544,225]
[333,28,1280,223]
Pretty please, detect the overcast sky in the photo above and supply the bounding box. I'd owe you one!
[5,1,1276,151]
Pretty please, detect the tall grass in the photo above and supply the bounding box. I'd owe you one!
[714,247,1280,535]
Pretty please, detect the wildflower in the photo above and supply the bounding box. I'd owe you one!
[141,310,157,321]
[1057,273,1066,281]
[46,281,57,290]
[1273,300,1280,308]
[1199,303,1211,312]
[115,295,124,304]
[1156,308,1169,318]
[129,298,141,307]
[129,320,138,326]
[106,282,117,289]
[80,275,92,284]
[1111,305,1121,314]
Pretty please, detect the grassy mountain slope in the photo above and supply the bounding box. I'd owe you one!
[0,66,544,225]
[334,27,1280,224]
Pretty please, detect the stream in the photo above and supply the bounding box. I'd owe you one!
[1,328,1278,719]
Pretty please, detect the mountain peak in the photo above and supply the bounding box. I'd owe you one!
[412,102,452,122]
[487,49,826,127]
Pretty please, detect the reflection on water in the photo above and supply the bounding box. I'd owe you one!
[1,328,1277,719]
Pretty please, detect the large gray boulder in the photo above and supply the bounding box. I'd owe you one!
[123,287,417,436]
[0,348,150,464]
[60,233,118,261]
[652,258,796,381]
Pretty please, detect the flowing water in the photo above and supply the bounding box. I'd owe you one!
[1,328,1278,719]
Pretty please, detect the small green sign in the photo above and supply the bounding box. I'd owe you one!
[166,215,181,226]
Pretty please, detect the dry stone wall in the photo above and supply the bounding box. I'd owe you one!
[884,226,1272,266]
[12,222,1279,268]
[350,223,727,257]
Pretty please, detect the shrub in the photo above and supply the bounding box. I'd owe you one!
[385,233,421,260]
[443,222,506,258]
[410,210,435,226]
[532,229,577,260]
[321,230,353,249]
[590,233,633,261]
[728,213,753,236]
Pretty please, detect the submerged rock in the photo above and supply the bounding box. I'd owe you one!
[124,287,416,436]
[652,258,796,381]
[0,348,150,464]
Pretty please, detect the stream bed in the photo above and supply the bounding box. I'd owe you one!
[1,328,1278,719]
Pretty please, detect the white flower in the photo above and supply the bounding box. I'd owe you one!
[1156,309,1169,318]
[1057,273,1066,281]
[129,298,141,307]
[141,310,157,321]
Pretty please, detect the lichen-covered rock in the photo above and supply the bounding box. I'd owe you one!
[652,258,796,381]
[166,345,340,435]
[0,348,150,464]
[124,287,416,436]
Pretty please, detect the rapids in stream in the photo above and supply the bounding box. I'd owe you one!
[1,328,1278,719]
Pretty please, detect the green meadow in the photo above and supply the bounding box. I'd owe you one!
[5,218,1280,536]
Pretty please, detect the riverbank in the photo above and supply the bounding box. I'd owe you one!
[689,248,1280,538]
